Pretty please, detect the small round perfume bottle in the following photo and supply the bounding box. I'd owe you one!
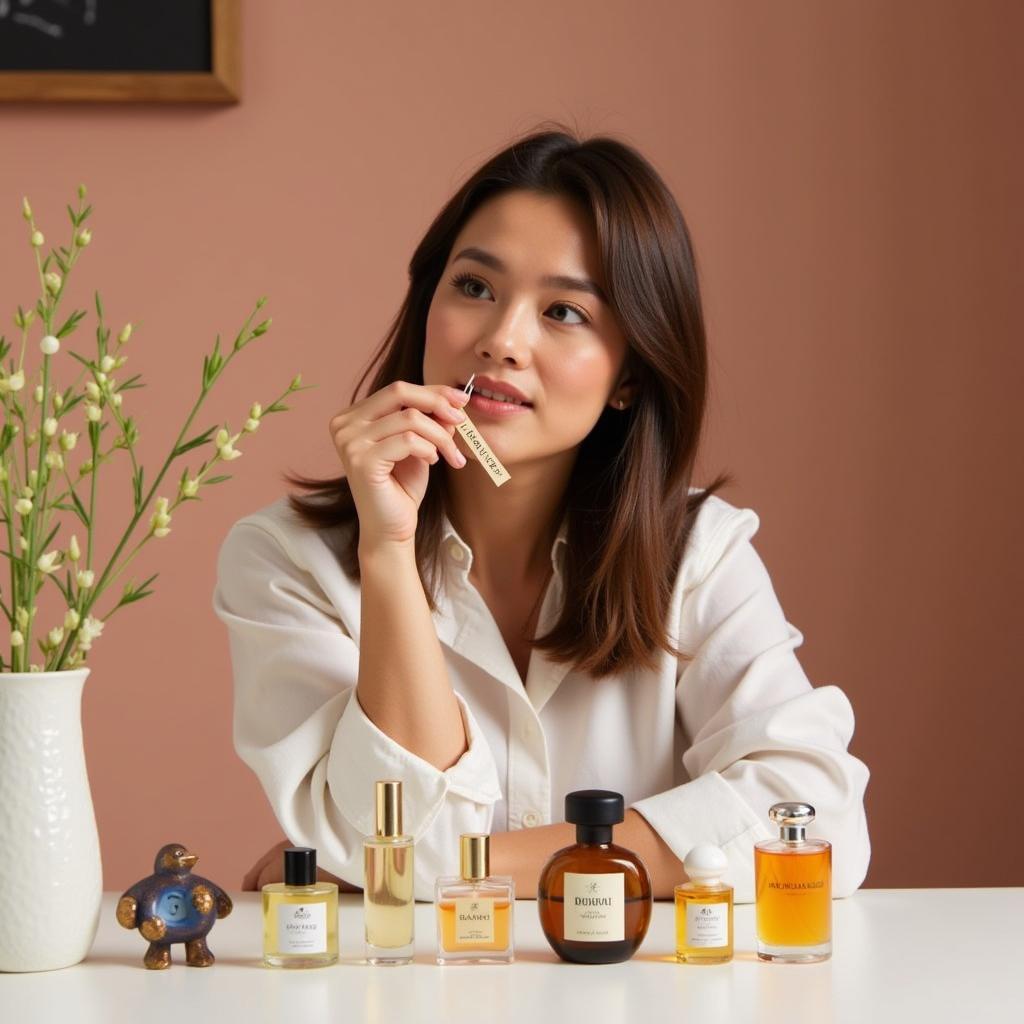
[754,802,832,963]
[674,843,734,964]
[537,790,652,964]
[261,847,338,968]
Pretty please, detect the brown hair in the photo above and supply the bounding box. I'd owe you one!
[283,122,732,677]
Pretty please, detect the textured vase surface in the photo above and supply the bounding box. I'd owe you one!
[0,668,102,972]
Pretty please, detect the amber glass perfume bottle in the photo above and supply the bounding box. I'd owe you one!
[674,843,733,964]
[363,780,415,964]
[754,802,832,962]
[435,834,515,964]
[261,847,338,968]
[537,790,652,964]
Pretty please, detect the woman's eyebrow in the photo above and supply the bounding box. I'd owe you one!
[453,246,607,304]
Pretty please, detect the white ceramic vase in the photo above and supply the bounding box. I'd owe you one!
[0,668,102,972]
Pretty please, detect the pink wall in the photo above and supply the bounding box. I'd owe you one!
[1,1,1019,891]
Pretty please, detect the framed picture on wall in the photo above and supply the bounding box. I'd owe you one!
[0,0,240,102]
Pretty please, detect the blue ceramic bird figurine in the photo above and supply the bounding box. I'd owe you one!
[116,842,233,969]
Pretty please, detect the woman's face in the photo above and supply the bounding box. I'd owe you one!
[423,190,631,467]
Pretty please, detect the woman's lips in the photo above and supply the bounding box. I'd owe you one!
[466,391,534,416]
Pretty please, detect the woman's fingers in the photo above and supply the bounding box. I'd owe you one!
[331,381,468,434]
[367,407,465,468]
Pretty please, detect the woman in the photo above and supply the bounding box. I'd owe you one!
[213,125,870,902]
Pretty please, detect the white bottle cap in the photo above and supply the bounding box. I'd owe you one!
[683,842,728,883]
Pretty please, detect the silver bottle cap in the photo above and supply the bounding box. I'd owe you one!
[769,802,815,842]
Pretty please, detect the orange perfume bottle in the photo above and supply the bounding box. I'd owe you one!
[754,802,832,962]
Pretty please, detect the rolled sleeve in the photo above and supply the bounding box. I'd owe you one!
[213,518,502,898]
[630,507,871,902]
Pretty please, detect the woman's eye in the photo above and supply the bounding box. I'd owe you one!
[448,272,590,325]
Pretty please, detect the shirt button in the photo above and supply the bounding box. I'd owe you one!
[449,543,465,562]
[522,811,540,828]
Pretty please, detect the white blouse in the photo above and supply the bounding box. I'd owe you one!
[212,490,870,903]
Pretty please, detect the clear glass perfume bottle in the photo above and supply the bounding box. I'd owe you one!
[435,834,515,965]
[537,790,653,964]
[674,843,733,964]
[363,779,415,964]
[754,802,832,962]
[261,846,338,968]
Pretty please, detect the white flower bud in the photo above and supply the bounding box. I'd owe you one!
[15,498,32,516]
[47,626,64,648]
[86,403,102,422]
[249,402,262,420]
[45,451,64,471]
[10,630,24,648]
[64,609,81,631]
[53,393,64,411]
[34,385,44,403]
[118,323,132,343]
[20,485,33,499]
[28,471,37,489]
[43,417,58,437]
[16,607,30,630]
[31,230,44,247]
[59,430,78,451]
[244,417,260,433]
[18,536,28,553]
[181,478,199,498]
[75,228,92,247]
[22,197,32,220]
[111,393,122,408]
[95,371,107,386]
[100,355,115,373]
[3,370,25,393]
[85,381,101,401]
[215,428,230,448]
[44,272,61,295]
[114,356,128,369]
[69,534,81,561]
[36,550,62,574]
[76,569,95,589]
[153,526,171,539]
[40,335,60,355]
[155,496,169,516]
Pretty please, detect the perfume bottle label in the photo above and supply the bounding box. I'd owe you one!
[277,902,327,954]
[686,902,728,947]
[454,897,496,944]
[563,872,624,942]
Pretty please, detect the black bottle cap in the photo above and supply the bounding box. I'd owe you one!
[283,846,317,886]
[565,790,625,826]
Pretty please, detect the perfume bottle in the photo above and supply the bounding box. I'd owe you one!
[674,843,733,964]
[754,802,832,962]
[537,790,652,964]
[261,846,338,968]
[435,833,515,964]
[363,779,415,964]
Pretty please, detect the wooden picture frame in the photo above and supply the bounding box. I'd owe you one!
[0,0,240,103]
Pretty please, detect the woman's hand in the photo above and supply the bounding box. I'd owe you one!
[330,381,470,547]
[241,838,362,892]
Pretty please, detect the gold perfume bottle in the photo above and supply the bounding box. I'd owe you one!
[435,834,514,965]
[363,780,415,964]
[754,802,832,962]
[674,843,733,964]
[261,846,338,968]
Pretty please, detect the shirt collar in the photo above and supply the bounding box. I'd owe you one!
[441,512,568,577]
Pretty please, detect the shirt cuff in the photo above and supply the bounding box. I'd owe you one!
[630,771,772,903]
[327,689,502,838]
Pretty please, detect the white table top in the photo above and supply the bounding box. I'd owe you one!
[3,889,1022,1023]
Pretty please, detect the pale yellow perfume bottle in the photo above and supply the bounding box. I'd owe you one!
[363,779,415,964]
[674,843,733,964]
[262,846,338,968]
[435,833,515,964]
[755,802,832,963]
